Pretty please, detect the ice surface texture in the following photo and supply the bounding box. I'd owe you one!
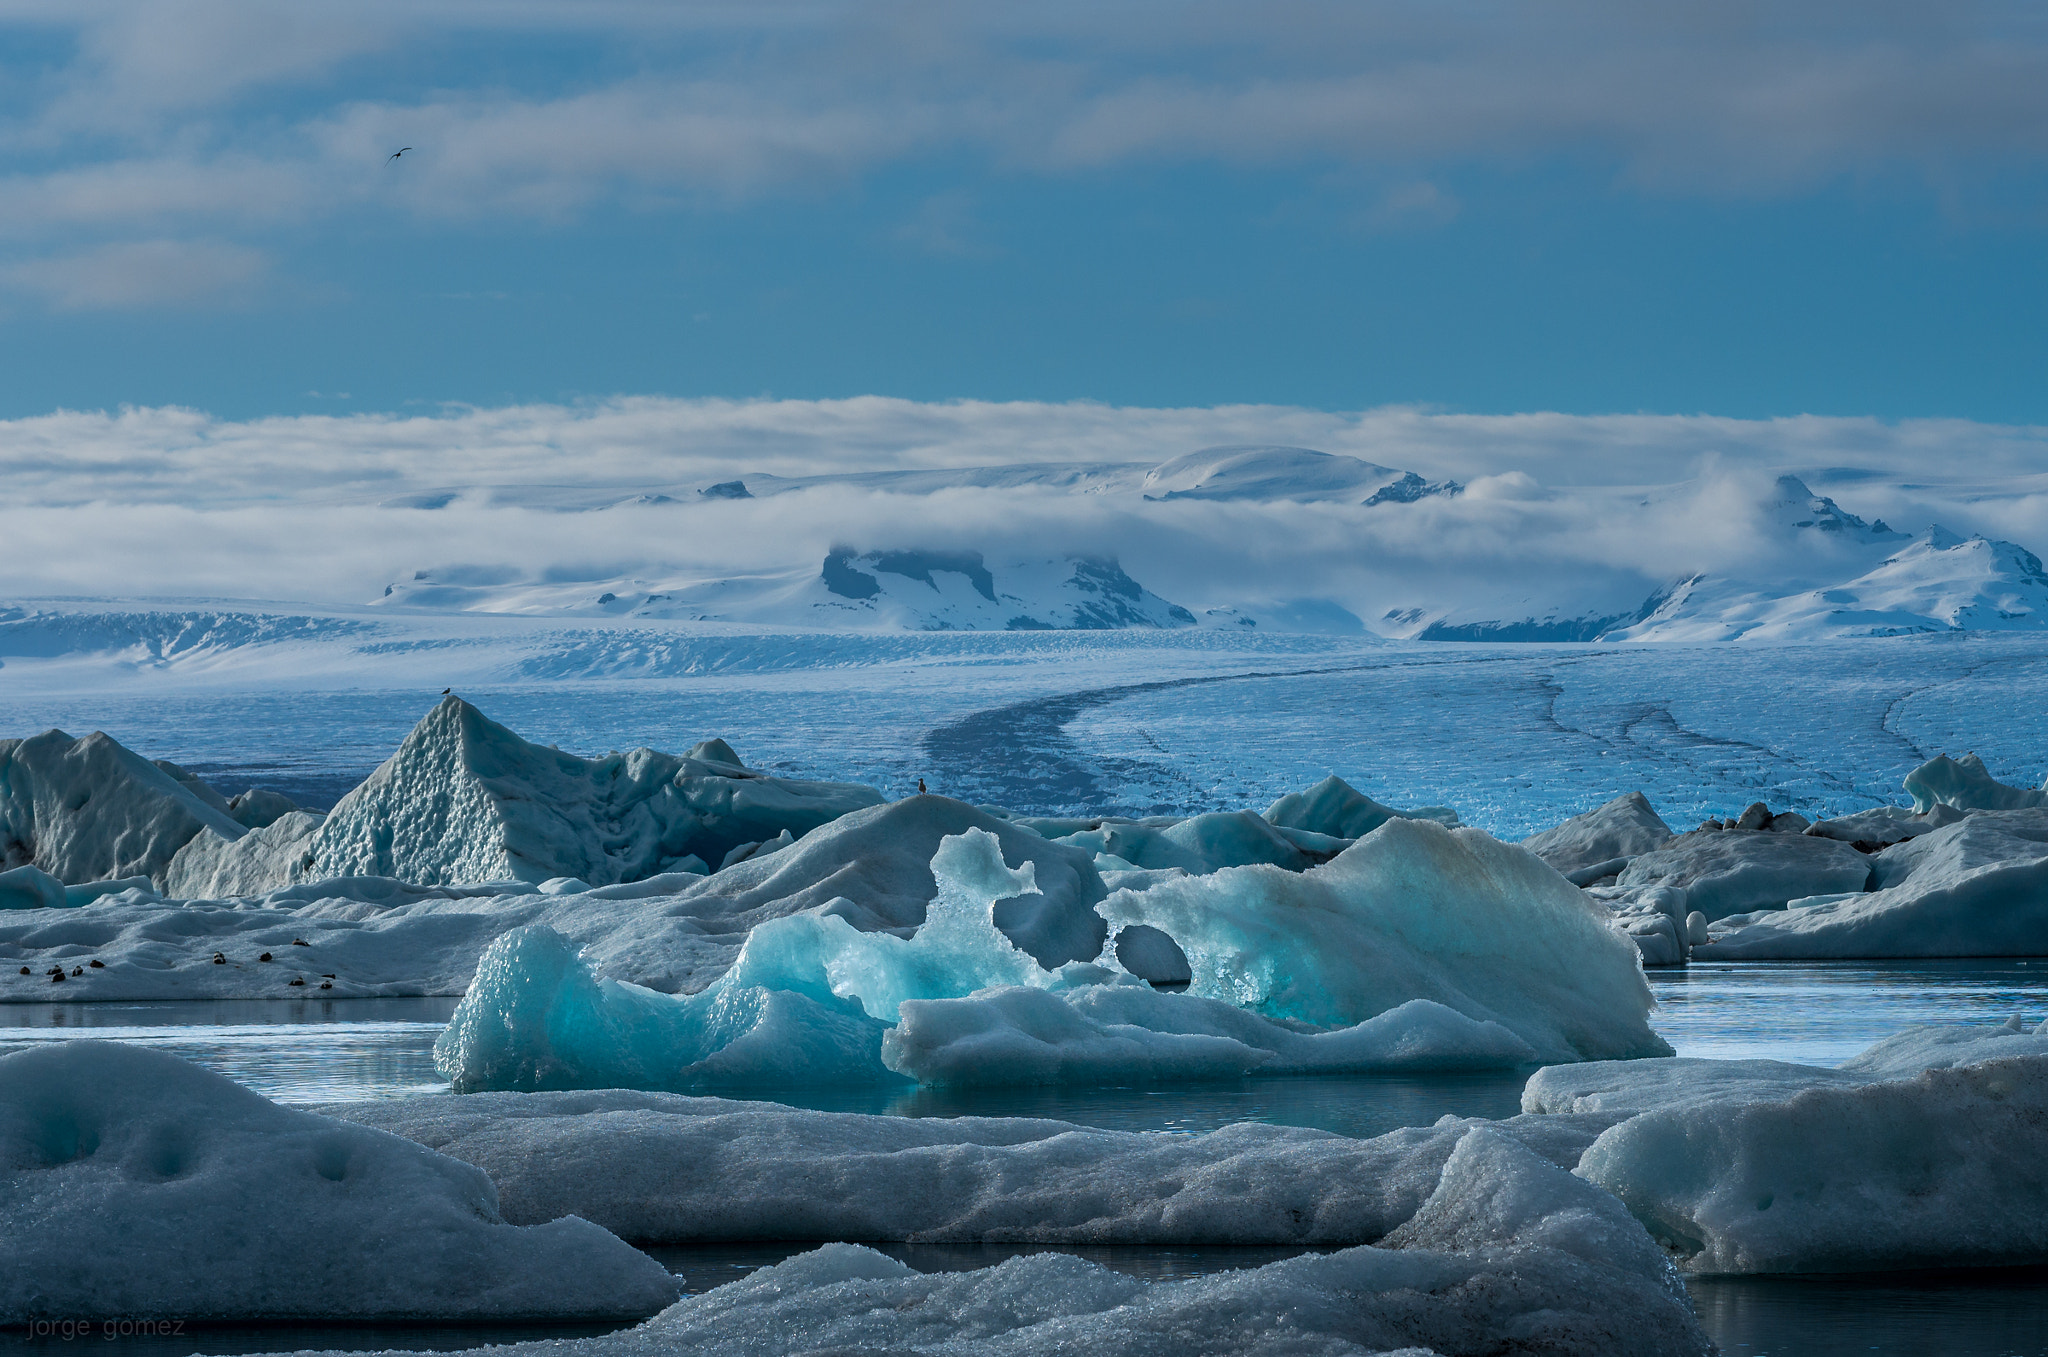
[0,729,248,888]
[1097,817,1668,1064]
[0,1041,679,1322]
[291,696,883,887]
[303,1129,1709,1357]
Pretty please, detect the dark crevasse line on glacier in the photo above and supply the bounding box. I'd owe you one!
[918,654,1542,816]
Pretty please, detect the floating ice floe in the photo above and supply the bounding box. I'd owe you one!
[346,1018,2048,1280]
[1533,1017,2048,1274]
[434,822,1664,1092]
[0,1041,679,1322]
[312,1130,1707,1357]
[1614,823,1872,921]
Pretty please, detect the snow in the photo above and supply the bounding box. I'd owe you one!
[1521,791,1673,877]
[0,1040,679,1321]
[1139,445,1436,504]
[1614,826,1872,921]
[382,551,1200,633]
[1700,807,2048,957]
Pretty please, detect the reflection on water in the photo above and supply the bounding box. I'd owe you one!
[1687,1267,2048,1357]
[1650,959,2048,1065]
[0,999,459,1104]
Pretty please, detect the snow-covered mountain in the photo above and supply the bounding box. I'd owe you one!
[379,550,1199,632]
[1140,446,1461,504]
[1609,528,2048,641]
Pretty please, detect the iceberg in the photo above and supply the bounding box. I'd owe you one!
[0,1041,679,1322]
[1572,1041,2048,1274]
[0,729,249,889]
[435,824,1653,1092]
[1263,773,1459,839]
[1903,751,2048,813]
[1615,825,1871,921]
[1700,806,2048,957]
[1099,817,1670,1063]
[1051,809,1317,875]
[1522,790,1674,880]
[299,696,884,888]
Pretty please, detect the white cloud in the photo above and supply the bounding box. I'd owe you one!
[3,396,2046,619]
[0,239,269,309]
[0,1,2044,244]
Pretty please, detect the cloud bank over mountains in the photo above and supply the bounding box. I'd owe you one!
[6,396,2048,641]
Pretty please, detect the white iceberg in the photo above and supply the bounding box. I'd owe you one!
[0,729,249,889]
[1615,827,1871,921]
[1522,790,1674,880]
[1263,774,1459,839]
[1525,1018,2048,1273]
[1904,751,2048,813]
[296,696,883,888]
[1700,807,2048,957]
[0,1041,679,1322]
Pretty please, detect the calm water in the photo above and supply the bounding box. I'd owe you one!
[6,960,2048,1357]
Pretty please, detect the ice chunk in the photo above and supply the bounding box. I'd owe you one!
[329,1090,1508,1245]
[162,809,324,898]
[1055,810,1313,874]
[1523,791,1673,874]
[434,923,896,1092]
[1699,807,2048,957]
[1904,752,2048,813]
[1263,773,1458,839]
[1616,828,1871,921]
[1100,818,1671,1063]
[0,1041,678,1322]
[1804,802,1965,846]
[1574,1053,2048,1273]
[0,729,247,888]
[0,863,65,911]
[304,696,883,888]
[225,786,299,829]
[671,794,1109,969]
[887,987,1540,1085]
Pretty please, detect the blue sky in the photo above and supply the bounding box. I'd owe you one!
[1,2,2045,422]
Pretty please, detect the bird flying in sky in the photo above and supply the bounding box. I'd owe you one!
[387,147,412,163]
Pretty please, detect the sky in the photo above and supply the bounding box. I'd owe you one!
[2,1,2047,422]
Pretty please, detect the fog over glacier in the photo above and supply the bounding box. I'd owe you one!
[6,397,2048,638]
